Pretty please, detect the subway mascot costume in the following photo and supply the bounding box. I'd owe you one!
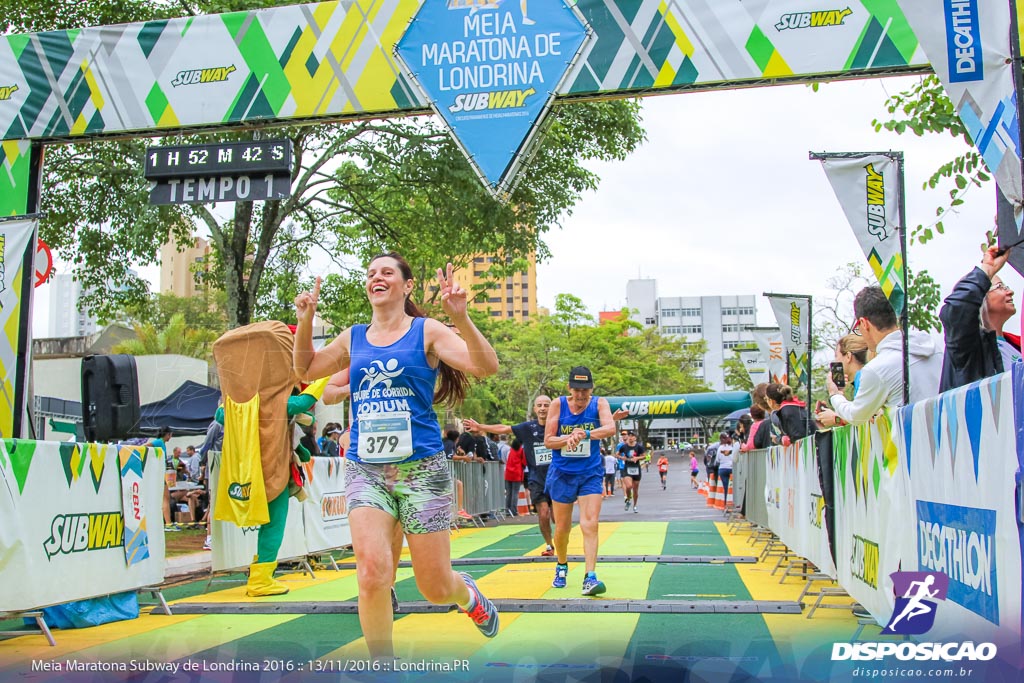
[212,321,327,597]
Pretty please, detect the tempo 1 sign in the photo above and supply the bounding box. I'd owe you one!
[144,139,293,205]
[149,174,292,205]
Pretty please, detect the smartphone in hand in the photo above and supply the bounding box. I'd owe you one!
[829,361,846,389]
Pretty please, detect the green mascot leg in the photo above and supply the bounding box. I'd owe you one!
[246,491,290,597]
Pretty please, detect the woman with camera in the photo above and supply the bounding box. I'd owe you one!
[816,334,870,428]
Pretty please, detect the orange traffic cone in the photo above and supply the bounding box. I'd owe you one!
[517,488,530,515]
[713,477,725,510]
[706,473,717,508]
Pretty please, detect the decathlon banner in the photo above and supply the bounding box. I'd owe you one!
[763,439,837,578]
[765,295,811,387]
[831,416,913,624]
[738,349,769,385]
[209,451,307,572]
[750,327,787,385]
[301,456,351,554]
[395,0,589,196]
[0,441,165,612]
[818,153,906,315]
[0,218,33,438]
[897,1,1022,227]
[891,370,1023,641]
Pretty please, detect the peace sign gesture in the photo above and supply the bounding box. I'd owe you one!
[294,276,321,325]
[437,263,467,320]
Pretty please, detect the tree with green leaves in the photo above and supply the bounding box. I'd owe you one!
[455,300,707,429]
[4,0,646,330]
[111,313,217,360]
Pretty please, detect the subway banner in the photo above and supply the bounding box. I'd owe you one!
[0,1,928,145]
[0,218,34,438]
[766,294,811,387]
[0,441,165,612]
[607,392,751,420]
[892,370,1023,642]
[763,439,837,578]
[897,1,1022,228]
[818,153,906,316]
[750,327,787,385]
[394,0,589,196]
[0,141,31,216]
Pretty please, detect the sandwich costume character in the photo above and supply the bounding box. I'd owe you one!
[212,321,327,597]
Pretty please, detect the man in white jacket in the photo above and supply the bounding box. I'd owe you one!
[818,287,941,426]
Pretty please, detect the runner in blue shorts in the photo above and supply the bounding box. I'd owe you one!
[543,365,616,596]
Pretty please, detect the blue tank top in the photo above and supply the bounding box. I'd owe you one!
[550,395,602,475]
[348,317,442,463]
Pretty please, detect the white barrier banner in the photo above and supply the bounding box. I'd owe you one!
[763,440,836,578]
[893,371,1022,640]
[0,440,164,612]
[209,451,307,572]
[832,417,912,622]
[301,457,351,554]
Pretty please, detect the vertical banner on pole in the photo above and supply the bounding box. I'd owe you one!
[118,445,151,567]
[750,327,787,385]
[764,295,811,389]
[0,218,35,437]
[897,1,1020,221]
[816,152,906,316]
[738,349,769,385]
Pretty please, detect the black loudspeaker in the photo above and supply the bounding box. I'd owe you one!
[81,354,141,442]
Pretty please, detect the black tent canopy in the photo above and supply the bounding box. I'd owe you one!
[137,380,220,436]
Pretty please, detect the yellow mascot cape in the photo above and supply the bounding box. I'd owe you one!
[212,321,296,526]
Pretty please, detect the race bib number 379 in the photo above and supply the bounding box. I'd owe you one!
[359,411,414,463]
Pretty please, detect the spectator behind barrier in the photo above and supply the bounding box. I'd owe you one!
[939,245,1021,392]
[763,383,809,443]
[819,286,903,425]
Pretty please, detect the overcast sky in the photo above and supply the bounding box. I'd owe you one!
[535,75,1019,337]
[32,74,1019,340]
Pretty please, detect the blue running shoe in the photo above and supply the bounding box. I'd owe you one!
[459,572,499,638]
[552,563,568,588]
[582,573,606,596]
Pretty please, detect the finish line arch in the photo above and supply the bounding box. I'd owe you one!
[0,1,1017,435]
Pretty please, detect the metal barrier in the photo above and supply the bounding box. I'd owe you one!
[448,460,506,520]
[740,449,769,529]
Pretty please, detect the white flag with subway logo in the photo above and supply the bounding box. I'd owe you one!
[819,154,905,316]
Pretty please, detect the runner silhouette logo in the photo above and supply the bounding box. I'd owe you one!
[881,571,950,635]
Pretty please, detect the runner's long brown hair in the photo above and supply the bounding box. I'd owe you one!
[368,252,469,406]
